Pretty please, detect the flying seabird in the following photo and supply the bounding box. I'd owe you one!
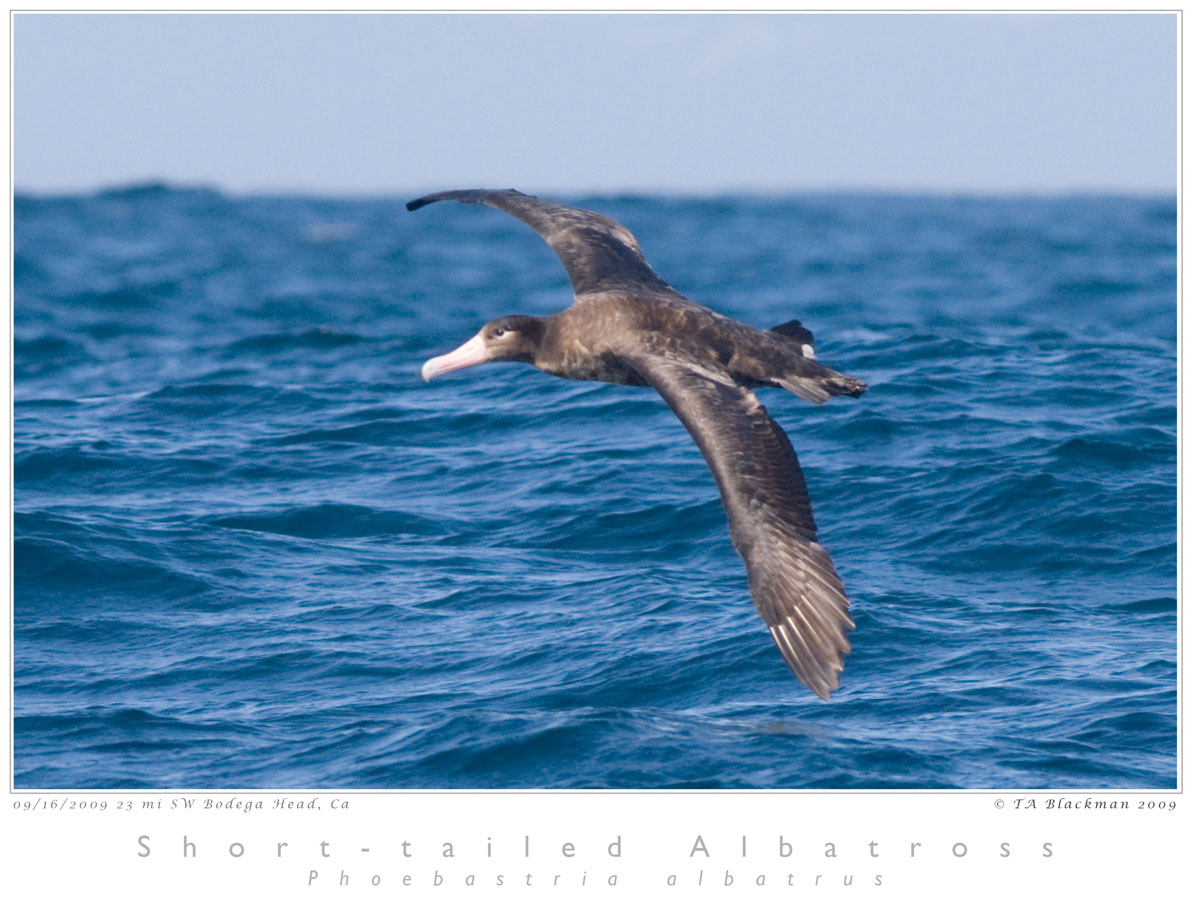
[408,189,866,699]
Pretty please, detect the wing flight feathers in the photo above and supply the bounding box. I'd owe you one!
[407,188,677,298]
[628,347,854,699]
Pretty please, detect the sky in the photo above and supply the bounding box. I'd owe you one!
[12,12,1177,196]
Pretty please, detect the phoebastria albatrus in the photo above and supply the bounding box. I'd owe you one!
[409,189,865,699]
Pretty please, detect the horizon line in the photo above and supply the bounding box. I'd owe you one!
[13,178,1178,201]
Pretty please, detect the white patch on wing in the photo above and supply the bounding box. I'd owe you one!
[611,225,643,253]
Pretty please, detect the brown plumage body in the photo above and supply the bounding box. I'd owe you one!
[410,189,866,699]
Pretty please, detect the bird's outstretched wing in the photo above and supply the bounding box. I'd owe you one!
[406,188,678,298]
[627,343,855,699]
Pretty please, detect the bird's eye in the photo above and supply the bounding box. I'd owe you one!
[494,328,508,338]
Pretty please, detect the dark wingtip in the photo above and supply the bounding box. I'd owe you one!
[406,188,526,213]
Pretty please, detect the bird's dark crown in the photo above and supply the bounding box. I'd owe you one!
[480,315,546,362]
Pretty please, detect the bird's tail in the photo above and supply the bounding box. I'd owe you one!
[776,368,867,404]
[823,372,867,398]
[765,319,865,403]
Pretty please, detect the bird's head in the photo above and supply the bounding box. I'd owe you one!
[421,315,546,381]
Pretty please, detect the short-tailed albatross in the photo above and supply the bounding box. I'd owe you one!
[409,189,866,699]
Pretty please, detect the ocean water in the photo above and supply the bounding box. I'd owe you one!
[13,187,1176,789]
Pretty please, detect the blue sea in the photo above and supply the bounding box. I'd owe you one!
[13,187,1176,789]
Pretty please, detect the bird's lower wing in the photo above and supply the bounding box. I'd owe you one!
[629,348,855,699]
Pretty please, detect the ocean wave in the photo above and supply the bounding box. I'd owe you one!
[14,190,1174,789]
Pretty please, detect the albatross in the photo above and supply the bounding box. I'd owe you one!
[408,189,866,699]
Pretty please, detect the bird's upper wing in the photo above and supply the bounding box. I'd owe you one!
[406,189,678,298]
[626,342,855,699]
